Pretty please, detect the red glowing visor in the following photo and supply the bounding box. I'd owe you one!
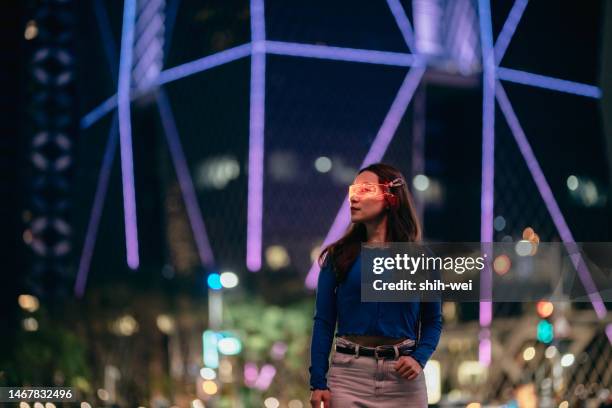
[348,177,405,201]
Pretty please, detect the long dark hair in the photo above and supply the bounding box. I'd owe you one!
[318,163,422,282]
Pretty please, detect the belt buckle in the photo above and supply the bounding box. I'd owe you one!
[374,345,385,360]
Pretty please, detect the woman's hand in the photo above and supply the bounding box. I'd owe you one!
[393,355,422,380]
[310,388,332,408]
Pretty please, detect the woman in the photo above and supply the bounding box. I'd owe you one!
[309,163,442,408]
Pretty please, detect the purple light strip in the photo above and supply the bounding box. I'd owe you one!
[607,323,612,344]
[265,41,415,67]
[118,0,139,269]
[156,89,216,269]
[362,65,425,165]
[497,67,602,99]
[479,328,491,366]
[81,44,252,130]
[385,0,416,52]
[305,66,425,288]
[493,0,529,66]
[246,0,266,271]
[82,41,415,130]
[81,94,118,130]
[74,0,120,298]
[478,0,495,366]
[74,113,119,297]
[479,0,495,289]
[496,81,607,319]
[158,43,252,85]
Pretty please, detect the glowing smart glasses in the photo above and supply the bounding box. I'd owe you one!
[348,183,388,200]
[348,177,405,201]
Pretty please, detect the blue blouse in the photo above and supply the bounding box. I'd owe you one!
[308,254,443,390]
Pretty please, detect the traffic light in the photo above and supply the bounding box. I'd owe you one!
[536,319,554,343]
[536,301,554,318]
[536,300,554,343]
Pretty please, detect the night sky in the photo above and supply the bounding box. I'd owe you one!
[70,0,609,287]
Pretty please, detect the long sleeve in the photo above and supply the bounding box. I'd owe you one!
[308,260,338,390]
[410,299,442,368]
[411,244,443,367]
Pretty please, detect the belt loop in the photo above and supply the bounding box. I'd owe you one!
[393,345,399,359]
[354,344,360,359]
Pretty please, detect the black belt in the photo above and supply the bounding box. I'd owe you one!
[335,343,416,359]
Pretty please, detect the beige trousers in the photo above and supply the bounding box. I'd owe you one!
[327,337,428,408]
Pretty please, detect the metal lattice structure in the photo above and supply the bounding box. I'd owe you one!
[76,0,611,371]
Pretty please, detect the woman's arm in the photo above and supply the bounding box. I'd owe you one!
[411,245,443,367]
[308,260,338,390]
[410,299,442,368]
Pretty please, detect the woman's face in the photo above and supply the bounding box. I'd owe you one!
[349,171,387,223]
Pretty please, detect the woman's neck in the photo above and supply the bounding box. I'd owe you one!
[365,216,388,243]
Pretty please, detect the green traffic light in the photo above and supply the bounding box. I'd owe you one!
[537,319,554,343]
